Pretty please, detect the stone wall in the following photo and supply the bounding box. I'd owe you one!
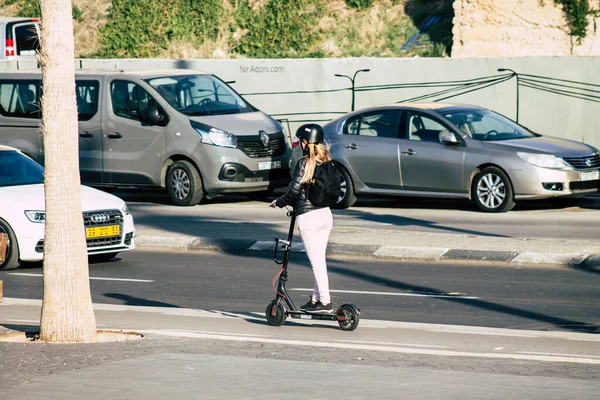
[452,0,600,57]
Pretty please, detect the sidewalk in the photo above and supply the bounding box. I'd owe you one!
[135,194,600,268]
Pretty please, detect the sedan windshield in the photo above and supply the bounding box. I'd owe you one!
[442,110,535,141]
[146,74,251,116]
[0,150,44,187]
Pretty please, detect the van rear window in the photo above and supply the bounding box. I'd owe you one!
[15,23,39,56]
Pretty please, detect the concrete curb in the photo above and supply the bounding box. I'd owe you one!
[135,236,600,268]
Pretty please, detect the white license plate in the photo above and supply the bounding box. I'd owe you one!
[580,170,599,181]
[258,161,281,170]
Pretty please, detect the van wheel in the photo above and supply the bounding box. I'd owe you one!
[333,166,357,209]
[0,218,20,270]
[471,166,515,213]
[167,161,204,206]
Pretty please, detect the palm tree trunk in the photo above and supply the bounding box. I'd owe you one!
[39,0,97,342]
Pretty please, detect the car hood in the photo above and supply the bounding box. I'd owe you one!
[190,111,282,136]
[481,135,597,157]
[0,184,125,211]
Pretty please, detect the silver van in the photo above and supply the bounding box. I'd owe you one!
[0,69,291,205]
[0,17,40,60]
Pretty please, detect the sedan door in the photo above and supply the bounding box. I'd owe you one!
[338,110,402,190]
[399,111,466,194]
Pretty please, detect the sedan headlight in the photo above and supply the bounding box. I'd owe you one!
[121,203,130,215]
[191,120,237,148]
[517,152,570,170]
[25,210,46,223]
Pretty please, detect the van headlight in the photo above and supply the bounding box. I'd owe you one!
[25,210,46,223]
[191,120,237,148]
[517,152,570,170]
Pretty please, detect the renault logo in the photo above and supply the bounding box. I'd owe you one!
[259,131,270,148]
[90,213,110,224]
[585,158,593,167]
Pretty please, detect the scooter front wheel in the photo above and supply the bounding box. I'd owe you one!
[265,301,287,326]
[337,305,359,331]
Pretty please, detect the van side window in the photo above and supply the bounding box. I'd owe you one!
[15,24,39,56]
[0,80,41,119]
[75,80,99,121]
[111,80,166,126]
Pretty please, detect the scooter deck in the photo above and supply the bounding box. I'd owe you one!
[286,310,340,321]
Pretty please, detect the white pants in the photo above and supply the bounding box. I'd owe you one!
[297,207,333,305]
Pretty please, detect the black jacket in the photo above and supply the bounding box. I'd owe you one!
[275,158,325,215]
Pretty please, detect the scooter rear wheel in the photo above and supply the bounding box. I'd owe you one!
[337,305,359,331]
[265,301,287,326]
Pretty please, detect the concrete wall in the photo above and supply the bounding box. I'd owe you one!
[4,56,600,150]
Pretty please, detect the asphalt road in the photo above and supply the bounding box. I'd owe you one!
[4,250,599,333]
[114,188,600,241]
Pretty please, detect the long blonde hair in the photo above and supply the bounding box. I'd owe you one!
[299,140,332,184]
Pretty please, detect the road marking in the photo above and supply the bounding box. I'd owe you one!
[161,329,270,338]
[140,329,600,365]
[291,288,477,299]
[8,273,154,283]
[427,329,538,338]
[338,340,448,349]
[516,351,600,359]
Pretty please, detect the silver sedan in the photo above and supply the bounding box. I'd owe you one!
[296,103,599,212]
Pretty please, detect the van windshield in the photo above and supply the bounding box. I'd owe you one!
[146,75,252,116]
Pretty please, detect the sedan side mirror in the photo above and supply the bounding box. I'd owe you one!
[439,131,458,145]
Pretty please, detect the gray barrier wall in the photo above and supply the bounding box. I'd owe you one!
[4,56,600,149]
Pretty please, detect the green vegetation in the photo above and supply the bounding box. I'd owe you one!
[231,0,325,58]
[554,0,594,42]
[4,0,40,18]
[93,0,223,58]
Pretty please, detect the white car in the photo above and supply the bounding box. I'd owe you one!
[0,146,135,270]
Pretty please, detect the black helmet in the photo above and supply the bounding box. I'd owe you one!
[296,123,324,144]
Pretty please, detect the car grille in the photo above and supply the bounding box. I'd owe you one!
[569,180,600,191]
[561,154,600,170]
[34,210,124,253]
[237,133,287,158]
[83,210,123,247]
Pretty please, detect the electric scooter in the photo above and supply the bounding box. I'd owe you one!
[265,208,360,331]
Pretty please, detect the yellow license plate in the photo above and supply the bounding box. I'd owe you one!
[86,225,120,239]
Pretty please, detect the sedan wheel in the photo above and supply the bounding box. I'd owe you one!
[0,218,20,270]
[332,166,357,209]
[166,160,204,206]
[472,167,515,213]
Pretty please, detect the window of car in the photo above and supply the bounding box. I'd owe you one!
[110,80,166,125]
[75,80,99,121]
[343,111,401,138]
[406,111,452,143]
[0,80,41,119]
[0,150,44,187]
[14,23,39,56]
[443,110,535,141]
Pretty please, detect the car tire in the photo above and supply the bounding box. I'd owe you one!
[333,166,357,209]
[89,252,119,264]
[0,217,20,270]
[471,166,515,213]
[166,160,204,206]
